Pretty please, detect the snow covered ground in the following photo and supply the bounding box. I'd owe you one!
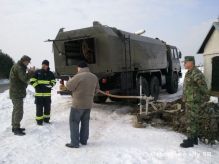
[0,70,219,164]
[0,79,9,85]
[0,79,10,93]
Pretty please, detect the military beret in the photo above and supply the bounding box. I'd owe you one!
[20,55,31,62]
[184,56,195,63]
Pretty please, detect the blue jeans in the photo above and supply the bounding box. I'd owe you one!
[69,107,91,146]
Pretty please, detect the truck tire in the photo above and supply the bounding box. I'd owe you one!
[94,95,108,103]
[167,73,178,94]
[137,77,150,97]
[150,76,160,100]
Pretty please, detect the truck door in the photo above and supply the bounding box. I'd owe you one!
[168,47,181,73]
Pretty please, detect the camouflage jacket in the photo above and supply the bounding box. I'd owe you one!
[9,60,31,99]
[183,67,209,103]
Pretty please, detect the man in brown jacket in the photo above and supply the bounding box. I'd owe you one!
[65,62,99,148]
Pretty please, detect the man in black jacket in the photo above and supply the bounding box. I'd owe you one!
[30,60,56,125]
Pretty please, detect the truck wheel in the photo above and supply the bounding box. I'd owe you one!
[167,73,178,94]
[150,76,160,100]
[94,95,108,103]
[137,77,150,97]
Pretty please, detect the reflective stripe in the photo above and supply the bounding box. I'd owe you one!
[51,80,56,86]
[31,80,53,87]
[36,116,44,120]
[44,115,50,118]
[37,80,50,85]
[30,79,52,84]
[51,83,56,86]
[35,93,51,96]
[32,82,38,88]
[30,78,37,82]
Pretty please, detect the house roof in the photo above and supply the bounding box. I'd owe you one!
[197,22,219,53]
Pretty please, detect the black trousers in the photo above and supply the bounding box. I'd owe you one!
[35,97,51,123]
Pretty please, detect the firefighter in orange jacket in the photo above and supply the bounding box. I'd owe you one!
[30,60,56,125]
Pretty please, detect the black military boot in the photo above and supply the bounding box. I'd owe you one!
[80,141,87,145]
[183,137,198,145]
[43,118,50,124]
[180,138,194,148]
[13,128,26,136]
[37,120,43,126]
[12,128,25,132]
[65,143,79,148]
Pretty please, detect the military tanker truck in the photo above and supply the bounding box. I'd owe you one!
[50,21,182,102]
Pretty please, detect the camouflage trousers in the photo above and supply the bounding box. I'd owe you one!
[11,99,24,128]
[185,102,202,138]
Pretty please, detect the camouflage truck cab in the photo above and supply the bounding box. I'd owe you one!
[51,21,182,102]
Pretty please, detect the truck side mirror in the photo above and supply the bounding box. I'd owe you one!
[178,52,182,59]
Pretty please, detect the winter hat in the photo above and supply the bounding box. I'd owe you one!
[78,61,88,68]
[42,60,49,66]
[21,55,31,62]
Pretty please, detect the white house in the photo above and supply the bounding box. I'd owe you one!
[197,21,219,96]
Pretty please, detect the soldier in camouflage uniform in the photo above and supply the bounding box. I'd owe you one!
[180,56,209,148]
[9,55,34,136]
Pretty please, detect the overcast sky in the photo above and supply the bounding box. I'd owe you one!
[0,0,218,70]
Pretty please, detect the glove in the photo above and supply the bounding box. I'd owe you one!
[204,95,210,102]
[50,81,57,87]
[28,66,36,73]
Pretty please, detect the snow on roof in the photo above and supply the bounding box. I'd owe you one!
[197,22,219,54]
